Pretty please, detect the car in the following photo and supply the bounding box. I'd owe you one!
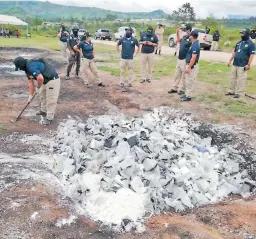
[168,28,213,50]
[114,27,136,41]
[78,29,88,37]
[94,29,112,40]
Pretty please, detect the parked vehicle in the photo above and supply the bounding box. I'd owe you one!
[94,29,112,40]
[168,28,213,50]
[78,29,88,37]
[114,27,136,41]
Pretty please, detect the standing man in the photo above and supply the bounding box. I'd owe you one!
[74,33,104,88]
[13,57,61,125]
[226,29,255,98]
[211,30,220,51]
[140,26,158,83]
[66,25,81,80]
[250,27,256,43]
[117,27,140,88]
[181,31,200,102]
[168,24,192,95]
[57,24,69,61]
[155,23,164,55]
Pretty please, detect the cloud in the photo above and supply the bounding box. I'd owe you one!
[16,0,256,18]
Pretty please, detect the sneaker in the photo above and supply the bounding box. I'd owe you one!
[178,90,185,95]
[234,94,240,98]
[36,110,46,117]
[146,79,151,83]
[42,119,52,125]
[98,82,105,87]
[180,94,187,99]
[168,89,178,94]
[225,92,235,96]
[181,96,192,102]
[127,83,132,87]
[66,75,70,80]
[140,79,146,83]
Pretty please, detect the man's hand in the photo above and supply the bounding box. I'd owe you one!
[176,28,180,33]
[227,61,232,67]
[185,66,191,73]
[244,65,250,71]
[28,95,33,102]
[71,51,75,56]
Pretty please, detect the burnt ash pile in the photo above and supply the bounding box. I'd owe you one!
[50,108,256,231]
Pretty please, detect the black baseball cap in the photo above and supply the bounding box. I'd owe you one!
[190,31,198,38]
[240,28,250,36]
[147,26,153,32]
[185,23,192,31]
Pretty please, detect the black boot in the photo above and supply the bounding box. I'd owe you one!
[155,50,158,55]
[159,50,161,55]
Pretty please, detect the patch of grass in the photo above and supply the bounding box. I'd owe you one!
[0,35,59,51]
[94,43,117,54]
[98,65,120,76]
[0,124,7,133]
[222,99,256,116]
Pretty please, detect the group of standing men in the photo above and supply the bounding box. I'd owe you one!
[12,23,255,125]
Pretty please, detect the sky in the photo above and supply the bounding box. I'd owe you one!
[14,0,256,18]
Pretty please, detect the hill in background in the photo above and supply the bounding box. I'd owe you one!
[0,1,168,20]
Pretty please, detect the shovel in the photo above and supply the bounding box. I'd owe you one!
[10,92,37,123]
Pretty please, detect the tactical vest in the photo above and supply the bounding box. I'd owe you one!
[26,59,58,85]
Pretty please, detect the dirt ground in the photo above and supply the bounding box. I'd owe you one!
[0,47,256,239]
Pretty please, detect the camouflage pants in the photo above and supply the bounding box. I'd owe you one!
[67,52,81,76]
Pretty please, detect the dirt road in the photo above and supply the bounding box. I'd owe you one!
[93,39,256,66]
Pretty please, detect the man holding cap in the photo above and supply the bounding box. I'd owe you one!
[155,23,164,55]
[140,26,158,83]
[181,30,200,102]
[168,23,192,95]
[226,28,255,98]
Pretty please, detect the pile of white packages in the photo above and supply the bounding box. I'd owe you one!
[49,107,255,232]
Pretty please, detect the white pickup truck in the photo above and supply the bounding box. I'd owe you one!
[168,28,213,50]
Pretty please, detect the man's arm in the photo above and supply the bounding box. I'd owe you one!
[74,45,82,57]
[36,74,44,88]
[135,40,140,54]
[116,39,122,53]
[245,54,255,71]
[228,50,236,67]
[176,28,181,43]
[28,78,35,97]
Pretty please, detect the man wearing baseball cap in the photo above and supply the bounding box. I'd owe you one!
[168,23,192,95]
[226,28,255,98]
[181,30,200,102]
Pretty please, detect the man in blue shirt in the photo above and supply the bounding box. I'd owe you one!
[139,26,158,83]
[226,29,255,98]
[13,57,60,125]
[181,31,200,102]
[74,33,104,88]
[57,24,69,61]
[117,27,140,88]
[168,24,192,95]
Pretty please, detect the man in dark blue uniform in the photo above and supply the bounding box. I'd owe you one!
[211,30,220,51]
[181,31,200,102]
[66,25,81,80]
[168,24,192,95]
[226,28,255,98]
[117,27,140,88]
[250,27,256,43]
[139,26,158,83]
[13,57,60,125]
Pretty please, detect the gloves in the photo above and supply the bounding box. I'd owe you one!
[28,95,33,102]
